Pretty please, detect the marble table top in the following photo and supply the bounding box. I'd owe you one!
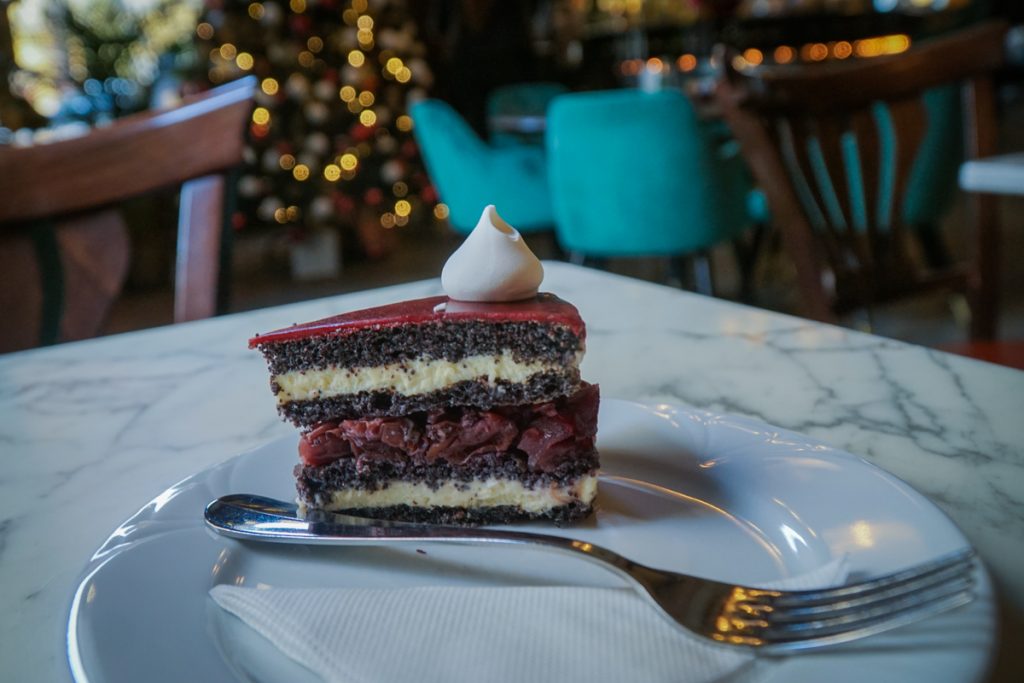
[2,262,1022,681]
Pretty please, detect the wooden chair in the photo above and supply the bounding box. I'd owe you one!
[0,76,255,353]
[714,23,1006,340]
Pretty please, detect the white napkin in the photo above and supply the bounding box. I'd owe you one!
[211,558,847,683]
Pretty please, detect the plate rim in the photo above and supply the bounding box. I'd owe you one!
[66,398,996,683]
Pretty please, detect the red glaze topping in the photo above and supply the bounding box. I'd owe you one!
[248,292,584,348]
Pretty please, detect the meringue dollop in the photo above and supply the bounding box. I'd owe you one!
[441,205,544,302]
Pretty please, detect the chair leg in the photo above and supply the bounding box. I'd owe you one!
[667,256,686,288]
[964,77,1000,341]
[863,307,876,334]
[175,174,224,323]
[544,231,568,261]
[734,223,767,303]
[216,168,240,315]
[967,193,1000,341]
[914,223,953,269]
[692,251,714,297]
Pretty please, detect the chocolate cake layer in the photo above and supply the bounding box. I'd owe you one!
[258,320,583,376]
[280,371,580,425]
[295,450,600,497]
[319,502,592,525]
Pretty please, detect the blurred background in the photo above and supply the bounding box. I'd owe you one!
[1,0,1022,352]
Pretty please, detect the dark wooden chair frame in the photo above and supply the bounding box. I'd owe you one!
[714,22,1006,340]
[0,76,255,351]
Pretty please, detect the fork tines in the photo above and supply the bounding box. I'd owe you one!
[718,548,977,650]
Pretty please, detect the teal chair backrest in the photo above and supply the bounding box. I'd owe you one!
[410,99,553,234]
[487,82,568,146]
[546,89,751,256]
[900,84,963,228]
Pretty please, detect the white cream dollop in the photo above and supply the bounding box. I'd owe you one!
[441,205,543,302]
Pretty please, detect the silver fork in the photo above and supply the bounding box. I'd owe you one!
[204,494,977,653]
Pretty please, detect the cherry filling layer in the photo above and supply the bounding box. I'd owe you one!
[299,382,599,473]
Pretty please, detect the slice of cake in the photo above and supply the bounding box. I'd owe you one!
[249,205,599,524]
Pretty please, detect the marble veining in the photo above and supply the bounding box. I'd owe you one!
[0,261,1022,682]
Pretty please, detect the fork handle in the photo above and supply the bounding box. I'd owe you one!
[205,494,646,583]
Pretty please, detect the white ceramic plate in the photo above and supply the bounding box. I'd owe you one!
[67,400,995,683]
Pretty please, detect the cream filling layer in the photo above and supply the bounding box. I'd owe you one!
[273,351,580,404]
[311,474,598,513]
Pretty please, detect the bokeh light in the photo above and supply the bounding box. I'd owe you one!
[774,45,795,63]
[677,54,697,72]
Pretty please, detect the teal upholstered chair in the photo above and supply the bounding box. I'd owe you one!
[546,89,755,294]
[410,99,554,235]
[487,82,568,147]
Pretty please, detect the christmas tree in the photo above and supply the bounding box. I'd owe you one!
[197,0,441,260]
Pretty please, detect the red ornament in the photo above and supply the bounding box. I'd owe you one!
[420,185,438,203]
[232,211,247,230]
[334,192,356,214]
[289,15,312,34]
[364,188,384,206]
[351,123,375,142]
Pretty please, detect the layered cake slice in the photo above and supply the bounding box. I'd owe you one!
[249,206,599,524]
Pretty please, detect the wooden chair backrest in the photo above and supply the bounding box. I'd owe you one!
[714,23,1005,338]
[0,76,255,353]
